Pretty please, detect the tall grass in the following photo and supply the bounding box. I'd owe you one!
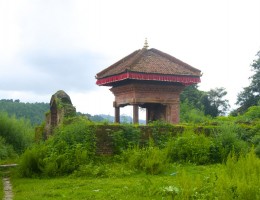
[11,150,260,199]
[0,112,34,154]
[121,140,169,175]
[0,136,17,161]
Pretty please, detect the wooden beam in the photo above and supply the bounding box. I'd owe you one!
[133,104,139,124]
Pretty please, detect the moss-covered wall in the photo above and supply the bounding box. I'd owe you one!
[93,124,217,155]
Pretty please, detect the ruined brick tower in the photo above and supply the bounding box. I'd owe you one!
[44,90,76,138]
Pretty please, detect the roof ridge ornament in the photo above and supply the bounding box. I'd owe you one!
[143,38,149,49]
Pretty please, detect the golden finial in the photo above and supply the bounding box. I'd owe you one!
[143,38,149,49]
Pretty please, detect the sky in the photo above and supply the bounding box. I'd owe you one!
[0,0,260,118]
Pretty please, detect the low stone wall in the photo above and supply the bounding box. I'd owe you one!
[94,124,217,155]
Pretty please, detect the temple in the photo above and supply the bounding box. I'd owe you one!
[96,41,201,124]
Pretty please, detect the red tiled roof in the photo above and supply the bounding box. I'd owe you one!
[96,48,201,79]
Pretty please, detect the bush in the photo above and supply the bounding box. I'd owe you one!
[238,105,260,122]
[121,140,169,175]
[212,123,249,162]
[0,136,17,161]
[18,144,47,177]
[0,112,34,153]
[111,124,141,153]
[180,101,211,123]
[215,148,260,199]
[166,131,213,164]
[19,117,97,177]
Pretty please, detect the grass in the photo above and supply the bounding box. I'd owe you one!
[9,150,260,200]
[12,165,215,200]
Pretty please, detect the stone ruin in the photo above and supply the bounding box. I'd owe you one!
[44,90,76,139]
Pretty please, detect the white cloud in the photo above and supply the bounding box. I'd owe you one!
[0,0,260,115]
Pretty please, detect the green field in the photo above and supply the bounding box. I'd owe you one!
[9,154,260,200]
[12,164,218,200]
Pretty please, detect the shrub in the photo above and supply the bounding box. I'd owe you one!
[215,148,260,199]
[111,125,141,153]
[0,136,17,161]
[180,101,211,123]
[19,117,97,177]
[18,144,47,177]
[166,131,213,164]
[212,123,249,162]
[121,140,169,175]
[0,112,34,153]
[238,105,260,122]
[149,121,174,148]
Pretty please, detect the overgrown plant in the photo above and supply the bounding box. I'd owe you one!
[121,139,169,175]
[19,117,97,177]
[166,131,213,164]
[111,124,141,154]
[0,112,34,154]
[0,136,17,161]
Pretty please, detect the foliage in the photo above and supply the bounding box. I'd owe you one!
[236,50,260,113]
[166,131,213,164]
[148,120,176,148]
[11,150,260,199]
[121,140,169,175]
[236,104,260,123]
[72,162,135,178]
[180,84,204,111]
[18,117,97,177]
[0,112,34,154]
[180,100,211,123]
[201,87,230,117]
[180,86,230,119]
[111,124,141,153]
[211,123,249,162]
[0,99,49,125]
[0,136,17,160]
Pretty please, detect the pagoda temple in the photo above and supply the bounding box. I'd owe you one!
[96,41,201,124]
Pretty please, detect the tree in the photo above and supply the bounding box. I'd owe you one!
[180,84,204,111]
[181,85,230,118]
[236,51,260,113]
[201,87,230,117]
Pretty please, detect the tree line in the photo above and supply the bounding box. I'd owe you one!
[0,99,49,125]
[180,50,260,121]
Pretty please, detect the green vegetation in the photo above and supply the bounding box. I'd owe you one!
[17,107,260,177]
[1,97,260,199]
[0,99,49,125]
[180,85,230,118]
[236,50,260,114]
[19,117,96,177]
[10,150,260,199]
[0,112,34,156]
[1,50,260,199]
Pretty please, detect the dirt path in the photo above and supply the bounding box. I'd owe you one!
[2,176,13,200]
[1,164,17,200]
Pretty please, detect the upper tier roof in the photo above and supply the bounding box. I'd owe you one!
[96,48,201,79]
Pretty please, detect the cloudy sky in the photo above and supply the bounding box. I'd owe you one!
[0,0,260,118]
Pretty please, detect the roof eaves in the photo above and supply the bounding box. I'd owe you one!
[96,49,141,79]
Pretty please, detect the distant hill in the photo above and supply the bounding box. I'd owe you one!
[0,99,145,126]
[100,114,146,124]
[79,113,145,124]
[0,99,49,125]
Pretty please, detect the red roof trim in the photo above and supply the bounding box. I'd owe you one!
[96,72,200,86]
